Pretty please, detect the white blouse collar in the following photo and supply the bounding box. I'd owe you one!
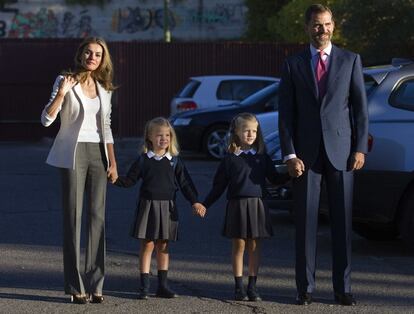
[234,148,257,156]
[147,150,172,160]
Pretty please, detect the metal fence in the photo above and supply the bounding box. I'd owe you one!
[0,39,304,140]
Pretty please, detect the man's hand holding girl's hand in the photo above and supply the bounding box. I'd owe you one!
[286,158,305,178]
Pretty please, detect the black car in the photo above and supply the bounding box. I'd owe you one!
[263,131,292,210]
[169,82,280,159]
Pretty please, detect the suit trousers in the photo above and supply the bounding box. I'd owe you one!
[60,142,107,295]
[293,143,353,294]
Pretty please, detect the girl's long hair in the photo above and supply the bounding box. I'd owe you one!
[63,37,115,91]
[142,117,179,156]
[228,112,266,154]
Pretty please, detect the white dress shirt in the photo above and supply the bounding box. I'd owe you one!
[310,42,332,71]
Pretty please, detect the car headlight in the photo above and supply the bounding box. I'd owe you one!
[173,118,192,126]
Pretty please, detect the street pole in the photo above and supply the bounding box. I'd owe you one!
[164,0,171,42]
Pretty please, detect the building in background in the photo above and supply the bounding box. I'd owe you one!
[0,0,247,41]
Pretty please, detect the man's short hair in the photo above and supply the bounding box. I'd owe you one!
[305,4,333,25]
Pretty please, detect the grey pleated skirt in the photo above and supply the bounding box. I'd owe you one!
[131,199,179,241]
[222,197,273,239]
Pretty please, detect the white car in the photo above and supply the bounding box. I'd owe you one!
[170,75,278,114]
[258,59,414,248]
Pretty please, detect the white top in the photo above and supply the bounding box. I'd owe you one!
[77,92,102,143]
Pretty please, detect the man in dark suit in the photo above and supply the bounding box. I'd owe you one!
[278,4,368,306]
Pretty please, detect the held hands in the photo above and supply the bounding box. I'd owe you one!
[192,202,207,218]
[107,164,118,184]
[349,152,365,171]
[58,76,77,96]
[286,158,305,178]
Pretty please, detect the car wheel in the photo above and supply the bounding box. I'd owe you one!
[203,124,229,159]
[397,184,414,249]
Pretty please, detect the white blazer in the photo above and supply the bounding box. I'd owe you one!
[41,75,114,169]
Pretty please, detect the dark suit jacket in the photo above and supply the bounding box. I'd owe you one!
[278,45,369,171]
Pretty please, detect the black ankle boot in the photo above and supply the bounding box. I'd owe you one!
[156,270,178,298]
[234,276,248,301]
[138,273,150,300]
[247,276,262,301]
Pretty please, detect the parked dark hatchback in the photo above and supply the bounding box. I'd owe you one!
[169,82,280,159]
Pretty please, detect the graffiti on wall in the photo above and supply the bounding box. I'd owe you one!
[8,8,58,38]
[4,8,96,38]
[61,10,96,38]
[112,7,177,33]
[189,3,245,26]
[0,0,18,37]
[112,3,245,35]
[0,0,246,40]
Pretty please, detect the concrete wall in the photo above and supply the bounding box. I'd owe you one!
[0,0,247,41]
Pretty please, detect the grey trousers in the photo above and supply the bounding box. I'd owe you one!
[60,142,107,295]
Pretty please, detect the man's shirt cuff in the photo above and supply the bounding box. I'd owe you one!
[283,154,297,163]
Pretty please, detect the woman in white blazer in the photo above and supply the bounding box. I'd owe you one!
[41,37,118,304]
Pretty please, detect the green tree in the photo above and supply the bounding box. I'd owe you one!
[267,0,343,44]
[250,0,413,64]
[333,0,414,64]
[0,0,14,7]
[244,0,290,41]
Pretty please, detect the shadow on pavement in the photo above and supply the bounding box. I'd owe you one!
[0,292,66,303]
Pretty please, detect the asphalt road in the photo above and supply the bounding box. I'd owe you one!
[1,139,414,313]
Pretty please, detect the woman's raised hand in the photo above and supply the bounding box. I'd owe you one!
[58,76,77,96]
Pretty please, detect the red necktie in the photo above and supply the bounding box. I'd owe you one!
[316,51,327,99]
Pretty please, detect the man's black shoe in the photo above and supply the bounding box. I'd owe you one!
[296,292,312,305]
[334,293,356,306]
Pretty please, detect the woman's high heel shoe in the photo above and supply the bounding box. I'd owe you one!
[70,294,88,304]
[90,294,104,303]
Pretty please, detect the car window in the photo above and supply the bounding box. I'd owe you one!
[217,80,274,101]
[242,90,279,111]
[177,80,201,97]
[217,80,233,100]
[390,77,414,111]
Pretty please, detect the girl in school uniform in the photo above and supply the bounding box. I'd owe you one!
[112,117,206,299]
[202,112,287,302]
